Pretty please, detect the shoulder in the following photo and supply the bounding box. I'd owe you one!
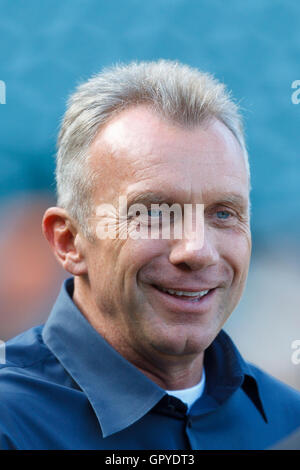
[0,325,77,449]
[248,362,300,422]
[0,324,52,372]
[249,362,300,402]
[0,326,53,448]
[0,324,59,401]
[0,323,77,392]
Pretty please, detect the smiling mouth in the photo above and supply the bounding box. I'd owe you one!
[152,284,214,302]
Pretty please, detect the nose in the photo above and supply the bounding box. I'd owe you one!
[168,225,219,271]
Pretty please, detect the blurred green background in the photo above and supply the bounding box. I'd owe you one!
[0,0,299,389]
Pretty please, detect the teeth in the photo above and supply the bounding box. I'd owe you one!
[160,287,210,297]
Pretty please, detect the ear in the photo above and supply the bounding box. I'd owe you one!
[42,207,88,276]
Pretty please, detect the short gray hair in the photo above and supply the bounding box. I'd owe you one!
[56,60,249,239]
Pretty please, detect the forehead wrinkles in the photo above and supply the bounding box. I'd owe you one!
[89,108,248,207]
[90,135,190,197]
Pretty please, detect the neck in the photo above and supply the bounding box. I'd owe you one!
[73,276,204,390]
[128,353,204,390]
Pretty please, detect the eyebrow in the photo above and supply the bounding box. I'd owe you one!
[126,191,175,207]
[125,190,249,210]
[213,194,249,209]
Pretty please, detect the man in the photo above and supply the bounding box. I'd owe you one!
[0,60,300,450]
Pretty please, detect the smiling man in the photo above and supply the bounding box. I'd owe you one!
[0,60,300,450]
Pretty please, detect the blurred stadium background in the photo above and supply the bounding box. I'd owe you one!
[0,0,299,389]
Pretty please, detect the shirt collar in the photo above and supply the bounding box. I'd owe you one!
[42,277,165,438]
[201,329,267,422]
[42,277,267,437]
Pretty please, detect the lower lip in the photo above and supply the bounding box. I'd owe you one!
[150,285,216,314]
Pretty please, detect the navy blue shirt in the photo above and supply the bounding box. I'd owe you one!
[1,277,300,450]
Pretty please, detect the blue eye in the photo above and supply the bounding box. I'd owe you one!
[216,210,231,219]
[147,209,162,218]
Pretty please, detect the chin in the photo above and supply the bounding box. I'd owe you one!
[148,325,216,357]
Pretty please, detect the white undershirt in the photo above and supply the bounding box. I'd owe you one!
[166,367,205,411]
[166,367,206,411]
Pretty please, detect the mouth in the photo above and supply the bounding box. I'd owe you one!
[153,285,213,302]
[150,283,217,313]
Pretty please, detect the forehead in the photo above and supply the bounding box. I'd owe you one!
[89,105,249,205]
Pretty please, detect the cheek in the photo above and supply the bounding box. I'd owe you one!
[216,231,251,317]
[85,239,123,292]
[221,229,251,284]
[119,238,168,278]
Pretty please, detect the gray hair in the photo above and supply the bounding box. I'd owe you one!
[56,60,249,239]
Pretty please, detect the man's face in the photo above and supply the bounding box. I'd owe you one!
[83,105,251,362]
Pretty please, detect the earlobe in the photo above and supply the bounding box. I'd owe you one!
[63,252,88,276]
[65,233,88,276]
[42,207,88,276]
